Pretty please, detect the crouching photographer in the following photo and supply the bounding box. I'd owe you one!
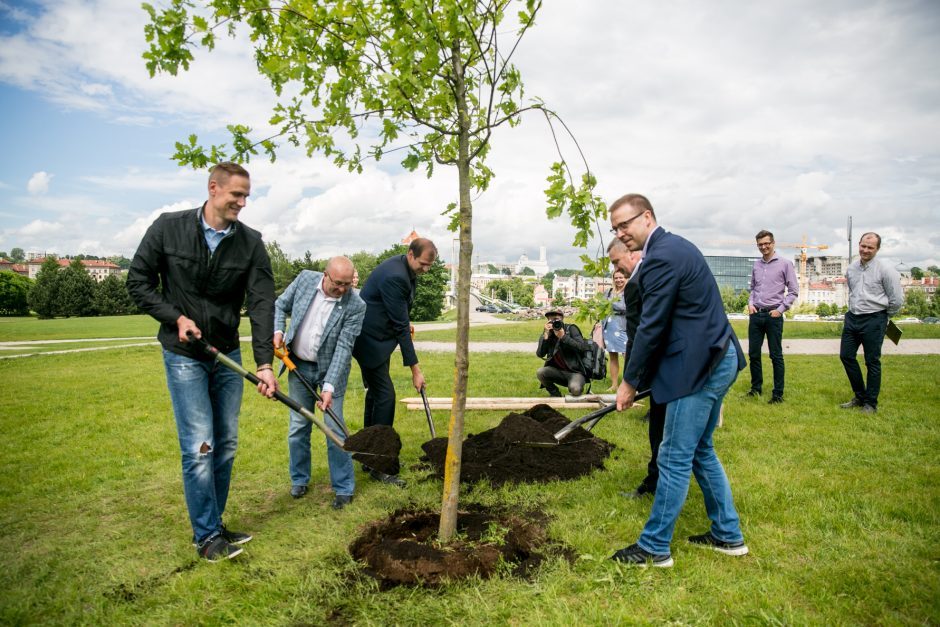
[536,309,593,397]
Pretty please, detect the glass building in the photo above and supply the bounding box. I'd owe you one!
[703,256,759,292]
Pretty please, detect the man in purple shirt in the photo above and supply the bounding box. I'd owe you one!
[747,230,799,404]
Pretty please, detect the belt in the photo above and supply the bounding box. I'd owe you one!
[755,307,776,313]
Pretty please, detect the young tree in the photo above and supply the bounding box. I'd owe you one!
[57,259,97,317]
[96,274,136,315]
[266,241,297,294]
[10,247,25,263]
[902,289,929,318]
[816,302,832,317]
[0,271,32,316]
[143,0,602,540]
[910,266,924,280]
[28,257,62,319]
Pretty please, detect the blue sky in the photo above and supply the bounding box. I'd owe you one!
[1,0,938,270]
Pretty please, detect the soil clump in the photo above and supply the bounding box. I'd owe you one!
[349,504,574,586]
[419,404,614,485]
[344,425,401,475]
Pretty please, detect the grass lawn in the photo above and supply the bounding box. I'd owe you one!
[1,339,937,624]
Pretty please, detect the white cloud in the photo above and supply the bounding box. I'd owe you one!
[0,0,938,269]
[27,171,53,194]
[17,219,63,236]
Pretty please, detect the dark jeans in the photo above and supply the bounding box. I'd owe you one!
[536,365,586,396]
[840,310,888,408]
[359,356,396,427]
[748,311,785,397]
[638,399,667,494]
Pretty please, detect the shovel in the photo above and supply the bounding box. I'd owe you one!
[419,386,436,438]
[274,346,350,438]
[523,388,652,447]
[185,332,394,465]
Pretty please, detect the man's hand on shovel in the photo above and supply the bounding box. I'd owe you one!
[616,380,637,411]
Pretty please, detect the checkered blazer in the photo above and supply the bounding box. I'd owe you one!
[274,270,365,396]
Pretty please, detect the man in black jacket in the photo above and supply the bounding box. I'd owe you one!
[536,309,592,397]
[127,162,277,563]
[352,238,436,486]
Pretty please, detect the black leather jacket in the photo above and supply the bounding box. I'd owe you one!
[536,322,592,375]
[127,206,275,364]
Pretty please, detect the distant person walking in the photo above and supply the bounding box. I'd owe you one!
[839,232,903,414]
[127,162,277,563]
[746,230,799,404]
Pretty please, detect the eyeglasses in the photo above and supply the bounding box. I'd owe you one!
[757,241,774,248]
[325,272,353,288]
[609,211,647,234]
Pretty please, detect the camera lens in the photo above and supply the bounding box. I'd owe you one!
[552,319,563,330]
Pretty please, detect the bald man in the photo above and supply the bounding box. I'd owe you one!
[274,257,366,509]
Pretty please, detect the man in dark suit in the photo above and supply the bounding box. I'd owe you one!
[607,238,666,500]
[609,194,748,568]
[352,238,437,485]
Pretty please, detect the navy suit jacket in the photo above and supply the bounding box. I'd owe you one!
[624,228,745,404]
[353,255,419,368]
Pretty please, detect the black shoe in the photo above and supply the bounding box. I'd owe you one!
[332,494,354,510]
[290,485,308,499]
[768,396,783,404]
[196,535,243,562]
[746,389,761,397]
[220,525,252,545]
[839,398,863,409]
[860,404,877,414]
[546,388,563,398]
[369,469,406,488]
[610,543,673,568]
[687,531,749,556]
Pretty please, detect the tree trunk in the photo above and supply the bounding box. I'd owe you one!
[439,43,473,542]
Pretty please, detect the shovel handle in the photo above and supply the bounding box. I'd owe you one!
[186,333,347,450]
[419,386,436,438]
[273,345,349,438]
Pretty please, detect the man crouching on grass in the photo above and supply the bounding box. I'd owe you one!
[127,162,278,563]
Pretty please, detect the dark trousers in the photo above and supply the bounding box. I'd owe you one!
[638,400,667,494]
[359,356,396,427]
[748,311,785,397]
[536,365,587,396]
[840,310,888,408]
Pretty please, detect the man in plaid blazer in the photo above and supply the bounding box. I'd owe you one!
[274,257,365,510]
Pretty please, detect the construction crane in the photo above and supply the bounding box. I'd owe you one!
[709,235,830,304]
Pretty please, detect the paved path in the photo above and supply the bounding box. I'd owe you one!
[2,336,938,361]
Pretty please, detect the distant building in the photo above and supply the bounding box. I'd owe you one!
[25,258,121,283]
[703,255,760,292]
[0,259,29,276]
[401,229,421,245]
[804,279,848,308]
[551,274,612,302]
[903,276,938,297]
[515,246,549,277]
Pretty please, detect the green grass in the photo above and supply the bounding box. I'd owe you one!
[0,315,255,341]
[1,338,938,624]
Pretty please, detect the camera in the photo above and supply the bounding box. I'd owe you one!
[551,319,564,330]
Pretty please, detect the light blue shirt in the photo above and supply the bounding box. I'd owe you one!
[200,211,231,255]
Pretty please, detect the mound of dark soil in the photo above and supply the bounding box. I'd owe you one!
[420,404,614,485]
[349,504,574,586]
[344,425,401,475]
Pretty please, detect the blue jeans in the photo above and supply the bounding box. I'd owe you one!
[638,344,744,555]
[163,348,243,544]
[288,360,355,496]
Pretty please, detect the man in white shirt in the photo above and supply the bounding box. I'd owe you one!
[274,257,366,509]
[839,233,904,414]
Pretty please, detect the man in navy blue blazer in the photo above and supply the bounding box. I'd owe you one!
[352,238,437,485]
[609,194,749,568]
